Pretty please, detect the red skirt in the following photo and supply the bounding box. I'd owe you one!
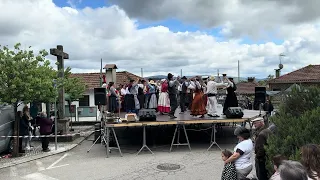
[190,92,207,116]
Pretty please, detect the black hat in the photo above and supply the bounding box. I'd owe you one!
[228,77,234,80]
[182,76,187,79]
[129,79,135,83]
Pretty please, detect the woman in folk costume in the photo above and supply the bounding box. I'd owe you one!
[137,79,146,109]
[107,82,119,113]
[222,76,238,115]
[125,79,140,113]
[190,77,207,118]
[157,79,170,114]
[146,80,158,110]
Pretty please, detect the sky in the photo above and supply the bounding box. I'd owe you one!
[1,0,320,78]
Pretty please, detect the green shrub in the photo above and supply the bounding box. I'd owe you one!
[265,86,320,174]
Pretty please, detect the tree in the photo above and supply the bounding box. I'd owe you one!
[64,67,86,102]
[265,86,320,174]
[0,43,57,157]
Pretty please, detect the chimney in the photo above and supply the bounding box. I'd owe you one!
[275,69,280,78]
[247,77,255,82]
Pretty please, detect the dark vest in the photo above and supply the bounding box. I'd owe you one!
[181,82,187,93]
[167,80,176,95]
[138,86,144,95]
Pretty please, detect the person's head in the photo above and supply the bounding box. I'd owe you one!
[251,117,265,129]
[40,112,47,118]
[272,155,287,171]
[129,79,135,84]
[22,105,29,113]
[228,77,234,82]
[221,149,233,161]
[167,73,173,80]
[279,160,308,180]
[109,82,114,87]
[301,144,320,177]
[234,127,251,141]
[141,79,146,85]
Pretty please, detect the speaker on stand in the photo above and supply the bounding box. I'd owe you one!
[254,87,266,110]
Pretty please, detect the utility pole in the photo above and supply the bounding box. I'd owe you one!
[141,68,143,77]
[181,69,182,77]
[238,60,240,83]
[100,58,102,86]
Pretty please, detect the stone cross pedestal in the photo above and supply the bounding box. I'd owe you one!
[50,45,70,134]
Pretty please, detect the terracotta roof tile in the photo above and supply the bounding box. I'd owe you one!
[236,82,261,94]
[269,65,320,83]
[70,71,141,89]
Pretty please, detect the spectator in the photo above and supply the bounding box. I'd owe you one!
[278,160,308,180]
[301,144,320,180]
[221,149,237,180]
[270,155,288,180]
[224,127,253,180]
[38,112,53,152]
[251,117,272,180]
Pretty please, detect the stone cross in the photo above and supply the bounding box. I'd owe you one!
[50,45,69,120]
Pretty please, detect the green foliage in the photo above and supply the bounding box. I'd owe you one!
[265,86,320,174]
[0,43,56,104]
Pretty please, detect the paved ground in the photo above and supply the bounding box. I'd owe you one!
[0,125,258,180]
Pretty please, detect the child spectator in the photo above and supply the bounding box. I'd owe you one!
[221,149,237,180]
[270,155,288,180]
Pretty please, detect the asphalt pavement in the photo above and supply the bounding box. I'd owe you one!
[0,126,257,180]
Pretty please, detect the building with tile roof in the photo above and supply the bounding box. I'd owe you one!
[268,65,320,91]
[236,77,262,95]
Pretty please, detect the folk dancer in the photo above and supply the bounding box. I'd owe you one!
[146,80,158,110]
[190,77,207,118]
[206,76,227,117]
[222,76,238,115]
[137,79,146,109]
[120,84,127,111]
[157,79,170,114]
[179,76,188,114]
[125,79,140,113]
[167,73,180,119]
[107,82,119,113]
[201,76,209,107]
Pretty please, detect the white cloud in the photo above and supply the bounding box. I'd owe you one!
[0,0,319,80]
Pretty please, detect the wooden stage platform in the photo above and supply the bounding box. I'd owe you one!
[96,108,265,157]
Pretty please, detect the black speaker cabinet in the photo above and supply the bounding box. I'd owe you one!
[94,88,107,105]
[254,87,266,109]
[225,107,244,118]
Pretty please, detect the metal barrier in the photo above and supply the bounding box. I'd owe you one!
[76,106,98,121]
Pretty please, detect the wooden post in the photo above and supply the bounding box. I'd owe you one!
[50,45,69,133]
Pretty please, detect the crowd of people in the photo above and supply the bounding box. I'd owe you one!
[221,116,320,180]
[104,73,238,119]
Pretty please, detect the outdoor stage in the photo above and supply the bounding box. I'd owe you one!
[97,107,265,158]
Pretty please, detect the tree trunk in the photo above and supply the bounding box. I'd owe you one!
[46,103,50,118]
[12,103,19,157]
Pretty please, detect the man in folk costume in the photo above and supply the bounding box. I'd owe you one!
[146,80,158,110]
[222,76,238,115]
[167,73,180,119]
[206,76,228,117]
[179,76,188,114]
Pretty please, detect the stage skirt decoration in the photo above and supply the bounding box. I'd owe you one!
[157,92,170,113]
[190,91,207,116]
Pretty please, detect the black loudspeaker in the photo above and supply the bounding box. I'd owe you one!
[225,107,244,118]
[138,109,157,121]
[254,87,266,110]
[94,88,107,105]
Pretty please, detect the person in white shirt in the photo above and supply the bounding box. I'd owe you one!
[206,75,227,117]
[224,127,253,180]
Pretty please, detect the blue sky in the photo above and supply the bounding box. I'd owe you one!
[53,0,284,45]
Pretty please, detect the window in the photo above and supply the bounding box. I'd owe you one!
[79,95,90,106]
